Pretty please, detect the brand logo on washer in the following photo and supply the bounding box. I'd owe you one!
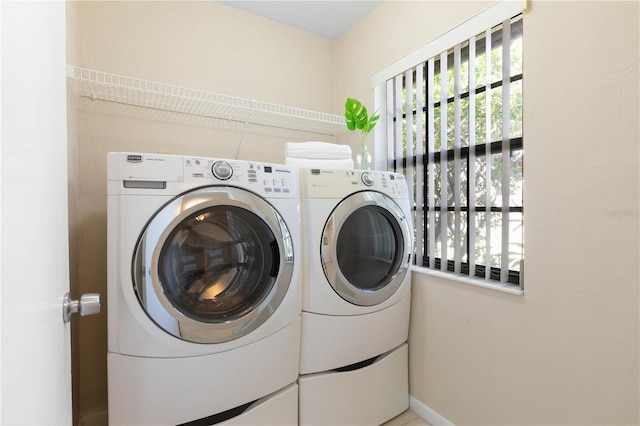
[127,155,143,163]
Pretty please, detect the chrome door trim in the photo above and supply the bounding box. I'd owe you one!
[132,186,294,343]
[321,191,411,306]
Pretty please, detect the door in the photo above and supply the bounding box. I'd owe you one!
[133,186,294,343]
[321,191,412,306]
[1,1,73,423]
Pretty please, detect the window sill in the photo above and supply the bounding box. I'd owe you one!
[411,266,524,296]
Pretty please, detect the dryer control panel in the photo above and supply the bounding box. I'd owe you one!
[300,168,408,199]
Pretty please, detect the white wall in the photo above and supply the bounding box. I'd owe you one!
[337,1,639,424]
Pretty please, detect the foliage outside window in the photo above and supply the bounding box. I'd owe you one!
[387,14,523,287]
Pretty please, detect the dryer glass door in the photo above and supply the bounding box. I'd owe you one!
[322,191,411,306]
[133,187,293,343]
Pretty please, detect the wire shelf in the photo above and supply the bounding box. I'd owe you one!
[67,66,346,136]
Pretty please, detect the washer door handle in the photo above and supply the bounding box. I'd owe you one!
[62,292,101,323]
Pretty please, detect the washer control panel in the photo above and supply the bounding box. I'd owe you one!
[108,152,299,198]
[184,156,298,198]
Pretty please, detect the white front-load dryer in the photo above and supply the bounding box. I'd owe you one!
[107,152,301,425]
[298,168,412,426]
[299,168,412,374]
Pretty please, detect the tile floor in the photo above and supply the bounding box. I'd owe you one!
[382,410,430,426]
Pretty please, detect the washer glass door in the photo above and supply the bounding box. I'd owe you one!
[133,186,294,343]
[321,191,411,306]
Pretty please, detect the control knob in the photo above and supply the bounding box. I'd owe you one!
[212,161,233,180]
[361,172,375,186]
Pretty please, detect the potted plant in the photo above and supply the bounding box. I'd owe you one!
[344,97,379,170]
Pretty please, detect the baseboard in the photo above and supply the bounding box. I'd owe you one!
[78,407,108,426]
[409,395,455,426]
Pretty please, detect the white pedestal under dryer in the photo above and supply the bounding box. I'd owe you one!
[107,152,301,425]
[297,168,413,426]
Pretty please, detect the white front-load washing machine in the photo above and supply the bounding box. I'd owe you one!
[298,168,413,426]
[107,152,301,425]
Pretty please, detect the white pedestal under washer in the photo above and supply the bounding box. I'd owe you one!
[107,152,301,425]
[297,168,413,425]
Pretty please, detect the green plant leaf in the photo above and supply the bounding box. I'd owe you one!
[365,111,380,132]
[345,97,369,131]
[345,97,379,134]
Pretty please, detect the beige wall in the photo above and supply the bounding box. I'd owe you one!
[338,1,639,425]
[69,0,639,424]
[68,1,337,422]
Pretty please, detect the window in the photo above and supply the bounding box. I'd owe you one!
[379,7,524,288]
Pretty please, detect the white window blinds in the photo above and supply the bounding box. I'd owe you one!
[376,3,524,288]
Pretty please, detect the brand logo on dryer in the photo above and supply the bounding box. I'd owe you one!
[126,155,143,163]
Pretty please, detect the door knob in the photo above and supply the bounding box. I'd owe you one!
[63,292,101,323]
